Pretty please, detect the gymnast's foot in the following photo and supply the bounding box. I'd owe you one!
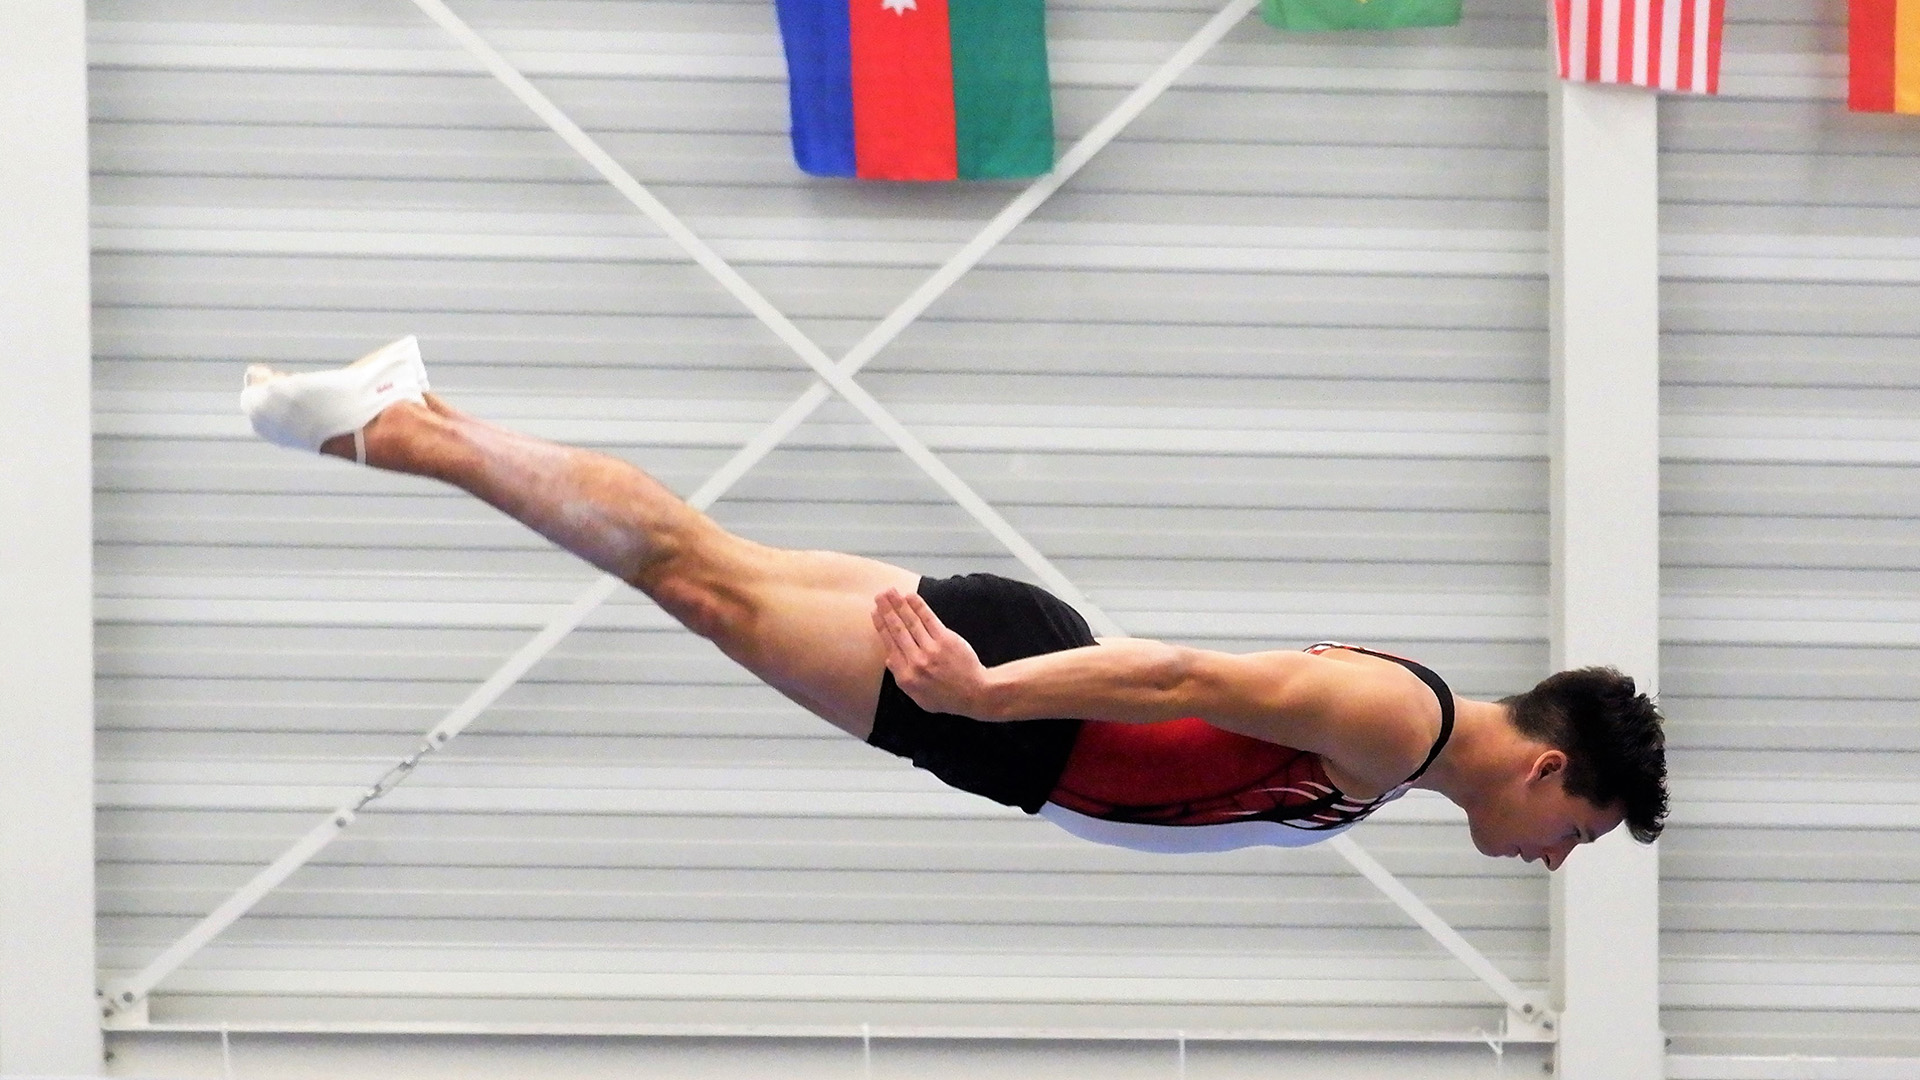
[241,335,430,464]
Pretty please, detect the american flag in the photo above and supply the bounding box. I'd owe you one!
[1553,0,1727,94]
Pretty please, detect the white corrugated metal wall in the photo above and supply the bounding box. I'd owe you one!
[1659,0,1920,1062]
[91,0,1559,1042]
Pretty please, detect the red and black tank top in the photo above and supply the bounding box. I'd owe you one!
[1045,642,1455,832]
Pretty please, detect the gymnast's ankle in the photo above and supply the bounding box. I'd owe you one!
[316,402,420,466]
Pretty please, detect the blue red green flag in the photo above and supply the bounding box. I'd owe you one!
[773,0,1055,180]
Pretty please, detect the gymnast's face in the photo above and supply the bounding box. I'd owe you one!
[1468,750,1625,871]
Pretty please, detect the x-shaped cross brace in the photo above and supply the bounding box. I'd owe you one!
[103,0,1554,1038]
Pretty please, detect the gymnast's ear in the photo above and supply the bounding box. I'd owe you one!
[1528,749,1567,785]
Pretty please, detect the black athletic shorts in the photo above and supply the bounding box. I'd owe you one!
[867,572,1091,814]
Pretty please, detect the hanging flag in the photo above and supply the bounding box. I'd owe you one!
[1262,0,1461,32]
[772,0,1055,181]
[1850,0,1920,113]
[1553,0,1726,94]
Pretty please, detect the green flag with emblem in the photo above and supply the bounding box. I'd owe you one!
[1261,0,1461,31]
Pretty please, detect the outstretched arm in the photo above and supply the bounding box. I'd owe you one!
[871,588,1425,765]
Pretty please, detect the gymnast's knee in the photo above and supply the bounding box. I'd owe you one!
[629,529,763,644]
[646,576,755,642]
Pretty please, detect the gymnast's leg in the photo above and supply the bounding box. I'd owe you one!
[243,344,918,739]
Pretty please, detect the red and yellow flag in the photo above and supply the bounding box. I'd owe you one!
[1850,0,1920,113]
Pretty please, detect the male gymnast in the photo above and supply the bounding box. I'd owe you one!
[242,337,1666,869]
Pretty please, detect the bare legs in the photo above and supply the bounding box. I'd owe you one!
[314,392,920,739]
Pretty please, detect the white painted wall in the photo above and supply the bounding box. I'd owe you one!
[0,0,103,1073]
[90,0,1555,1045]
[33,0,1920,1077]
[1657,2,1920,1066]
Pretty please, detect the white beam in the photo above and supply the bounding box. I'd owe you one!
[1547,80,1663,1080]
[0,0,103,1072]
[1668,1056,1920,1080]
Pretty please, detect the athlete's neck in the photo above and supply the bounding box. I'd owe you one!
[1410,698,1530,813]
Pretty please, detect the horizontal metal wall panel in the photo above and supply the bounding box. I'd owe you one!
[1658,0,1920,1057]
[92,0,1552,1034]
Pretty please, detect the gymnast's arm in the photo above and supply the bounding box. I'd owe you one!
[870,587,1424,762]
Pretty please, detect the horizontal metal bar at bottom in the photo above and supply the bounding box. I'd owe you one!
[104,1019,1555,1044]
[1668,1055,1920,1080]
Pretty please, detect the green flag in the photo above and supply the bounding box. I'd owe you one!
[1261,0,1461,31]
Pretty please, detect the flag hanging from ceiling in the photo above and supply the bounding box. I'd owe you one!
[1553,0,1726,94]
[1850,0,1920,113]
[773,0,1055,180]
[1261,0,1461,32]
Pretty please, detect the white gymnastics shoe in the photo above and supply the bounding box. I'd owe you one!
[240,336,429,464]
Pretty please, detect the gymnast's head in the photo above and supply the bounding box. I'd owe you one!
[1464,666,1667,869]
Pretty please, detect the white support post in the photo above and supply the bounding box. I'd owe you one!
[1547,81,1664,1079]
[0,0,104,1072]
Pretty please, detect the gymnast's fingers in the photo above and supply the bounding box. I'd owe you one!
[903,591,940,627]
[873,590,924,663]
[872,590,903,645]
[883,589,937,653]
[903,591,954,652]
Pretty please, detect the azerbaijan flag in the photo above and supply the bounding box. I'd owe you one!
[773,0,1055,180]
[1262,0,1461,31]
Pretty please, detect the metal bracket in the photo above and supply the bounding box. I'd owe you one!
[1509,999,1559,1039]
[99,990,148,1029]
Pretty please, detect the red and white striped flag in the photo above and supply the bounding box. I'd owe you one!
[1553,0,1726,94]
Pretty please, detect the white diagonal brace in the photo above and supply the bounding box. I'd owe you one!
[1329,835,1554,1028]
[107,813,356,1011]
[104,0,1254,1012]
[100,580,625,1011]
[404,0,1108,628]
[817,0,1263,390]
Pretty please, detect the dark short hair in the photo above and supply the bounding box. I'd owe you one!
[1501,667,1667,843]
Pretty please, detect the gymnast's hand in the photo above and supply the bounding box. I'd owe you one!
[872,588,993,718]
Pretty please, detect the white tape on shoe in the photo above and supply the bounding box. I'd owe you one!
[241,336,429,456]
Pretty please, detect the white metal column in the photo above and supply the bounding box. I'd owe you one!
[0,0,102,1072]
[1547,80,1663,1079]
